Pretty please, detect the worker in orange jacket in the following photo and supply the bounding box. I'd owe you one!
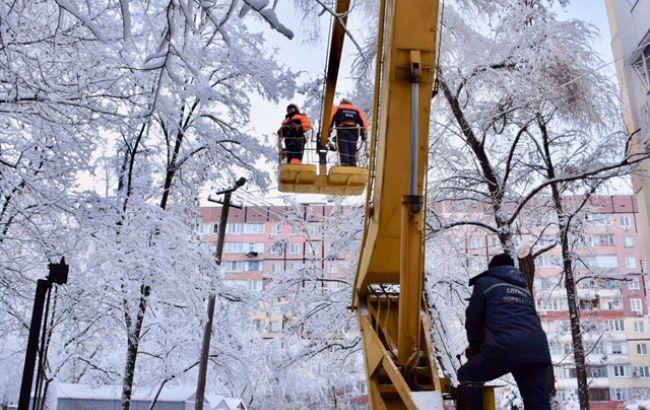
[330,98,369,166]
[280,104,313,164]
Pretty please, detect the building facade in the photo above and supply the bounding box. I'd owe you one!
[200,196,649,407]
[459,195,648,408]
[198,204,346,338]
[606,0,650,258]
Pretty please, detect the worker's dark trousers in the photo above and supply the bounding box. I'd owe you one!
[457,352,552,410]
[337,129,359,166]
[285,135,306,163]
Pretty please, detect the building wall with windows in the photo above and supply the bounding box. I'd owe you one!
[199,196,648,404]
[606,0,650,266]
[460,195,648,406]
[198,204,347,338]
[607,3,650,402]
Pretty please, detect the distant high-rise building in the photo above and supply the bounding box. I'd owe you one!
[606,0,650,257]
[200,195,648,406]
[606,3,650,405]
[198,204,347,338]
[447,195,649,407]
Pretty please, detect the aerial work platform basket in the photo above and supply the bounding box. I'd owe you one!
[277,126,369,195]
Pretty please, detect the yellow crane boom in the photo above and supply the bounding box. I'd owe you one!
[351,1,444,408]
[316,1,496,408]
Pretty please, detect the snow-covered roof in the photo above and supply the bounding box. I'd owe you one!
[57,383,195,403]
[224,397,246,409]
[56,383,245,409]
[212,397,247,410]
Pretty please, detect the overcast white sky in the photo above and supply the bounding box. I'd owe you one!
[234,1,625,205]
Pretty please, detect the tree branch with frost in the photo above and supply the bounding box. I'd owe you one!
[240,0,294,39]
[54,0,109,41]
[324,1,367,64]
[506,144,648,226]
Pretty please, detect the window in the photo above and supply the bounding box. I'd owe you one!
[269,241,285,255]
[537,255,560,269]
[212,223,219,233]
[269,320,282,333]
[224,261,245,272]
[292,225,302,234]
[620,215,632,229]
[249,280,263,291]
[589,388,610,401]
[632,44,650,89]
[469,256,485,270]
[612,388,629,401]
[625,236,635,248]
[592,234,615,246]
[611,343,624,355]
[601,279,621,289]
[627,257,638,269]
[601,297,622,311]
[307,224,320,237]
[246,261,261,271]
[588,213,613,225]
[537,298,568,312]
[469,237,483,249]
[273,224,282,236]
[290,243,302,254]
[550,342,563,355]
[631,298,644,313]
[329,263,338,273]
[605,320,625,332]
[635,320,645,332]
[629,277,641,290]
[637,343,648,355]
[580,298,598,311]
[590,342,605,355]
[587,366,607,378]
[226,223,244,234]
[199,223,211,234]
[224,242,244,253]
[594,255,618,268]
[244,223,265,234]
[272,261,283,273]
[611,365,627,377]
[636,366,650,378]
[248,242,264,253]
[253,319,262,331]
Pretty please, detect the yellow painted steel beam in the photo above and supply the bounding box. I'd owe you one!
[320,0,352,148]
[354,0,440,299]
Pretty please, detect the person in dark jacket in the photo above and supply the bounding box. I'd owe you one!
[330,98,369,166]
[458,253,552,410]
[280,104,313,164]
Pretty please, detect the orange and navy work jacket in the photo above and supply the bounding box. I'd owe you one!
[281,113,313,132]
[330,103,370,131]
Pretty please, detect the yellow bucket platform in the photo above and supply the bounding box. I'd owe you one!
[279,164,369,195]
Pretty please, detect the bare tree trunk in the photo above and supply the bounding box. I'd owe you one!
[122,284,150,410]
[539,117,590,409]
[119,102,194,409]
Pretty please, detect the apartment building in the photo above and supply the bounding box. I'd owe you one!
[198,204,346,338]
[200,196,649,406]
[460,195,648,408]
[606,0,650,258]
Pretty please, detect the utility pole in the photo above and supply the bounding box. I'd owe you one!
[19,258,68,410]
[195,178,246,410]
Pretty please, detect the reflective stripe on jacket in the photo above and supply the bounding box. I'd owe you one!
[330,103,369,130]
[281,113,313,131]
